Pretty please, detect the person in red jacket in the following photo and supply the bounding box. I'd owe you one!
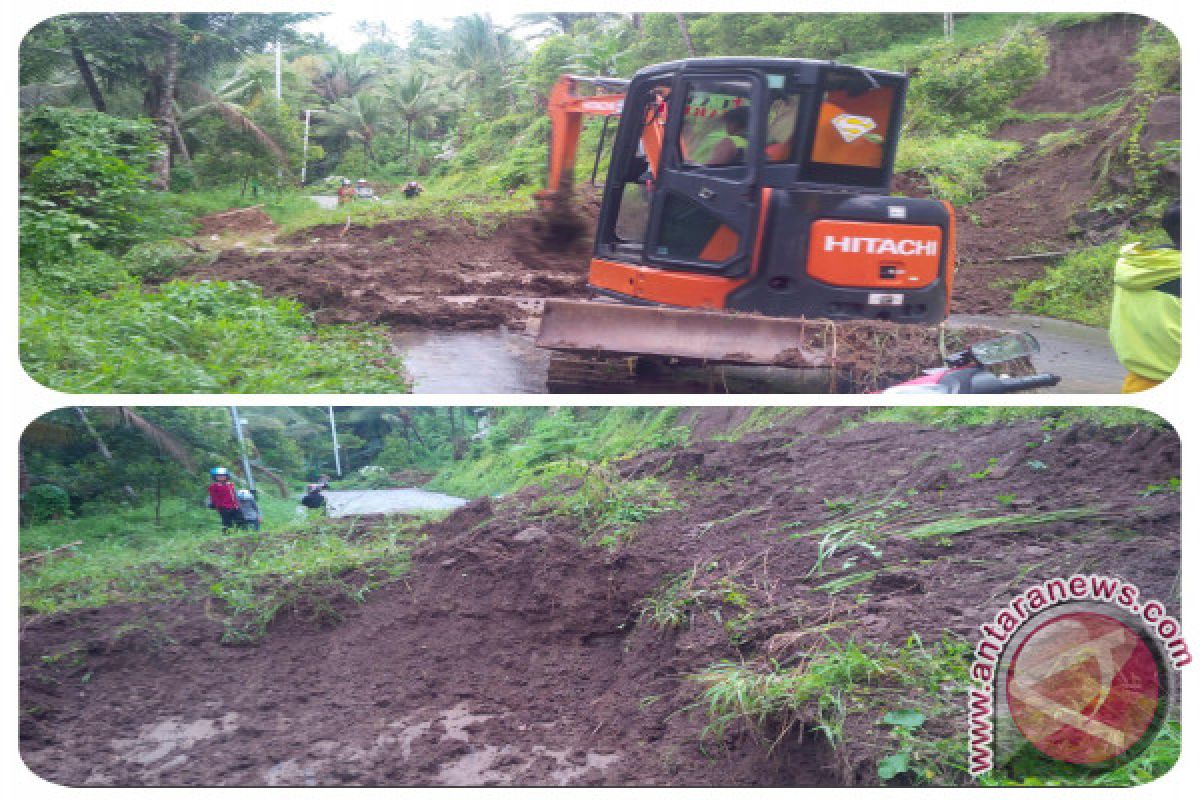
[206,467,242,532]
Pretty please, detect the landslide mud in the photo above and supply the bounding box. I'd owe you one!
[178,213,593,331]
[937,16,1170,314]
[20,410,1181,786]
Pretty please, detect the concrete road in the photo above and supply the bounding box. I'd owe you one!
[322,488,467,518]
[949,313,1125,394]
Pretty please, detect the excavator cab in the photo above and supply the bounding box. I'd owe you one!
[538,58,955,370]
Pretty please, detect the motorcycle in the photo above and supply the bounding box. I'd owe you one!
[881,332,1061,394]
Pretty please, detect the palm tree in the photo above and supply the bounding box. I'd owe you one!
[385,71,446,158]
[72,407,197,502]
[176,72,288,167]
[315,92,392,164]
[314,51,379,103]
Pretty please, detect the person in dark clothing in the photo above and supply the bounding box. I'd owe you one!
[235,488,261,531]
[300,483,327,512]
[403,180,424,199]
[206,467,242,532]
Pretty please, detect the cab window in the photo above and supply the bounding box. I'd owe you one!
[674,79,753,167]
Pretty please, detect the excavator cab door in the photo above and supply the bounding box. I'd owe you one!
[642,70,767,279]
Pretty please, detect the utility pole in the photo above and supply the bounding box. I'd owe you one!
[944,13,955,40]
[301,108,316,185]
[230,406,256,492]
[328,406,343,477]
[275,41,284,183]
[274,40,282,100]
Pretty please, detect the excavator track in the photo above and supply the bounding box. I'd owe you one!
[545,352,837,394]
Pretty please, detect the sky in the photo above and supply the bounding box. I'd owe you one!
[296,10,525,53]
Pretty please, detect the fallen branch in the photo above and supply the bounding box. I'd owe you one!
[20,540,83,564]
[995,251,1070,263]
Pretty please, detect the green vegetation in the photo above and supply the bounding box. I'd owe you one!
[1012,230,1169,326]
[533,467,682,550]
[206,515,428,642]
[639,565,754,634]
[20,493,428,644]
[429,407,688,497]
[855,406,1169,431]
[18,107,406,393]
[22,282,405,393]
[895,134,1022,206]
[690,633,972,783]
[789,491,1104,584]
[982,718,1180,787]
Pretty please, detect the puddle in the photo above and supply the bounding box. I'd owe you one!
[392,329,550,393]
[323,488,467,518]
[948,313,1125,393]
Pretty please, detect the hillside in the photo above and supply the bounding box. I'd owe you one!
[20,408,1181,786]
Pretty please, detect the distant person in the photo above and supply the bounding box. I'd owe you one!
[1109,202,1181,393]
[300,483,327,514]
[706,106,750,166]
[355,179,375,199]
[403,180,424,199]
[206,467,242,533]
[337,178,355,205]
[235,489,261,532]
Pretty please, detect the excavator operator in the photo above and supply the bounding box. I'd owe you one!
[706,106,750,166]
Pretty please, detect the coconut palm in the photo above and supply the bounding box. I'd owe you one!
[314,51,379,103]
[385,71,448,157]
[314,92,392,164]
[176,73,288,166]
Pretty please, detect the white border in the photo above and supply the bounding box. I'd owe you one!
[3,2,1194,798]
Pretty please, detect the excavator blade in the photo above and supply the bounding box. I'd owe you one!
[535,299,833,367]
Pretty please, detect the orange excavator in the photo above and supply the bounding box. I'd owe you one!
[533,58,958,380]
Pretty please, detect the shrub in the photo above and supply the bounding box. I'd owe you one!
[20,280,408,393]
[22,484,71,524]
[906,31,1048,134]
[1012,230,1168,326]
[123,240,212,282]
[896,134,1022,206]
[1132,22,1180,94]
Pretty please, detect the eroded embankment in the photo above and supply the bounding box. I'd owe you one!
[20,410,1180,786]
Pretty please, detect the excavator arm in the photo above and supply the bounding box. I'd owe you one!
[541,74,630,199]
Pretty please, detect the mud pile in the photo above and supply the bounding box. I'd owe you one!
[20,410,1180,786]
[177,213,593,331]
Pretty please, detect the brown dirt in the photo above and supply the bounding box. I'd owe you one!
[940,15,1173,315]
[195,206,278,237]
[20,411,1181,786]
[175,213,593,330]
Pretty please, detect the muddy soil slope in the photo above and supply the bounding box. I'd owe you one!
[179,213,594,331]
[20,411,1180,787]
[948,16,1174,313]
